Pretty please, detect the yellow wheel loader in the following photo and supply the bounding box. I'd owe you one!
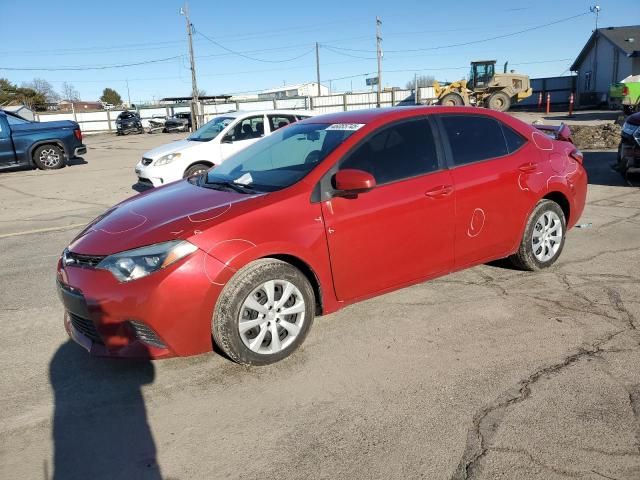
[433,60,532,112]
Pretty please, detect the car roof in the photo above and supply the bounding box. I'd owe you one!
[219,109,316,118]
[304,106,518,126]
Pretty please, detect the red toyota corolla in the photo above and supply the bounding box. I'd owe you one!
[57,107,587,365]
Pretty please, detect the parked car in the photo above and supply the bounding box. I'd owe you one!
[57,107,587,365]
[135,109,314,187]
[609,75,640,115]
[116,111,144,135]
[617,111,640,174]
[0,110,86,171]
[166,112,192,131]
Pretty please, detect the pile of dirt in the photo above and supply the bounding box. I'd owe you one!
[570,123,621,150]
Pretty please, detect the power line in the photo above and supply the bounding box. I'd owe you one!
[0,55,183,71]
[195,28,314,63]
[322,45,376,60]
[325,11,590,53]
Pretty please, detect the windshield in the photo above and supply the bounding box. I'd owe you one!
[188,116,234,142]
[203,122,359,192]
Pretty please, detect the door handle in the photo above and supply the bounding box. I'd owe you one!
[425,185,454,198]
[518,163,538,173]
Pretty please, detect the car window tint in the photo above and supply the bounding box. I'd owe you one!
[341,119,439,184]
[441,115,508,165]
[6,114,28,125]
[268,115,297,132]
[502,124,526,153]
[226,115,264,141]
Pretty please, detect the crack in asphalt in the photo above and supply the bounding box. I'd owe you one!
[487,446,584,478]
[0,183,111,208]
[451,271,640,480]
[451,329,627,480]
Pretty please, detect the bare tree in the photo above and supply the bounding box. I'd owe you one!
[22,78,60,102]
[61,82,80,101]
[405,75,436,90]
[197,88,207,97]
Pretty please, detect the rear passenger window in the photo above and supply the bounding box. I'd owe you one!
[340,119,439,184]
[502,124,526,153]
[441,115,508,166]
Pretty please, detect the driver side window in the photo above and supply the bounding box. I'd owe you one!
[340,118,439,185]
[224,115,265,142]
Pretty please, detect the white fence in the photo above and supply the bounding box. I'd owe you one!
[34,87,436,133]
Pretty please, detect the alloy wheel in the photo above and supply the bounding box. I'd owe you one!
[238,279,306,355]
[531,210,563,262]
[39,148,61,168]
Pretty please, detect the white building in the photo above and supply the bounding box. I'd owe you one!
[258,82,329,100]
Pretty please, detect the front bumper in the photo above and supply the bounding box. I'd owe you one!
[620,132,640,173]
[56,249,235,359]
[135,161,179,188]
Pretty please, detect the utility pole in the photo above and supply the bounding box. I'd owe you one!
[590,5,601,93]
[126,79,131,107]
[376,16,383,107]
[315,42,321,97]
[181,0,200,129]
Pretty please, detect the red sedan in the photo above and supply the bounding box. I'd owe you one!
[57,107,587,365]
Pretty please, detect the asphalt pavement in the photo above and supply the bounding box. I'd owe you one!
[1,129,639,480]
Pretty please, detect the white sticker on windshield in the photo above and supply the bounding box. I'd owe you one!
[236,173,253,185]
[326,123,365,131]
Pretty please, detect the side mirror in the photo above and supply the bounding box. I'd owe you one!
[333,169,376,197]
[221,136,233,144]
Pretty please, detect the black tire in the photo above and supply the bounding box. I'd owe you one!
[487,91,511,112]
[183,163,211,178]
[212,259,315,366]
[33,144,65,170]
[616,143,628,173]
[440,93,464,107]
[509,199,566,271]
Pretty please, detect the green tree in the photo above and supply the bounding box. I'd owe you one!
[0,78,46,108]
[100,88,123,105]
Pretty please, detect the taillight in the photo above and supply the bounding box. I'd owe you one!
[569,148,583,164]
[622,86,629,96]
[74,128,82,142]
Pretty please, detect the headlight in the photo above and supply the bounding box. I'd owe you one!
[155,152,181,166]
[97,240,198,282]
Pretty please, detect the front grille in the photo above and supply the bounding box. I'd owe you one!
[129,321,166,349]
[64,250,105,268]
[69,313,104,344]
[141,157,153,166]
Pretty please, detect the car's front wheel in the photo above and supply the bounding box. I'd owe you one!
[510,199,566,271]
[184,163,211,178]
[213,259,315,365]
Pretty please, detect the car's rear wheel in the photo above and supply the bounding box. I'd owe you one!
[213,259,315,365]
[510,199,566,271]
[33,144,65,169]
[184,163,211,178]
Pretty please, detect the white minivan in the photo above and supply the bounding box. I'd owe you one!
[135,109,314,187]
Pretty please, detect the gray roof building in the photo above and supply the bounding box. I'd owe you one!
[570,25,640,106]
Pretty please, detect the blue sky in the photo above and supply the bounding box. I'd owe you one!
[1,0,638,103]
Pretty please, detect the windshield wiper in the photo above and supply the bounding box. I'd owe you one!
[203,180,259,194]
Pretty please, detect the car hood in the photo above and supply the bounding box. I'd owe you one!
[142,139,199,159]
[627,112,640,126]
[68,180,262,256]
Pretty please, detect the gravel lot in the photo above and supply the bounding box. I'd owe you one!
[1,125,639,480]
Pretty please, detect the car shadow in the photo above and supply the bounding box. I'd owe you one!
[544,111,622,123]
[49,340,162,480]
[67,156,88,167]
[132,182,153,193]
[582,150,639,187]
